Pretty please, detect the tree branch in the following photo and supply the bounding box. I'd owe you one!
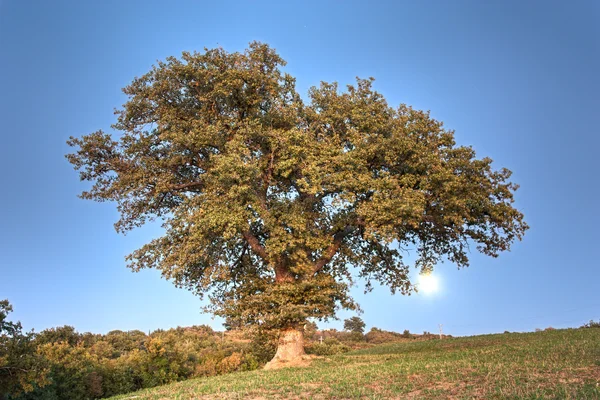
[312,225,357,274]
[168,181,203,191]
[242,230,269,263]
[263,147,276,189]
[0,366,31,373]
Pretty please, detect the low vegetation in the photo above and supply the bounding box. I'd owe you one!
[4,300,598,399]
[107,328,600,400]
[1,300,273,399]
[1,303,423,399]
[581,319,600,329]
[1,322,267,400]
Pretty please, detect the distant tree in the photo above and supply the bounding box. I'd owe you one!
[127,330,149,347]
[80,332,101,347]
[402,329,411,338]
[344,317,366,334]
[36,325,80,346]
[104,330,146,355]
[67,42,528,366]
[35,341,99,399]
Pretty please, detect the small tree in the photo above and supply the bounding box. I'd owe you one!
[344,317,366,334]
[67,42,527,366]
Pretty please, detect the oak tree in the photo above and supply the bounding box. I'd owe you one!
[67,42,527,366]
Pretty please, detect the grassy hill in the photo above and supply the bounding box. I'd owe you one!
[109,328,600,399]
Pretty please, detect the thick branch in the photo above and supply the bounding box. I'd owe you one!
[242,230,269,262]
[168,181,203,191]
[263,148,276,189]
[0,366,31,373]
[312,225,357,274]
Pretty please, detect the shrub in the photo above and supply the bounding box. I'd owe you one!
[247,329,277,365]
[581,320,600,329]
[219,352,243,374]
[364,327,405,344]
[347,331,365,342]
[240,353,260,371]
[305,337,350,356]
[194,357,219,377]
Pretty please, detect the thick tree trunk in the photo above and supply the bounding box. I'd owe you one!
[264,326,306,369]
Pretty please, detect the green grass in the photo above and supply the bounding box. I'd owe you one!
[109,328,600,399]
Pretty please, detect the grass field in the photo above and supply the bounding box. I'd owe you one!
[109,328,600,399]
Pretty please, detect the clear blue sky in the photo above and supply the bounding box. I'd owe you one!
[1,0,598,337]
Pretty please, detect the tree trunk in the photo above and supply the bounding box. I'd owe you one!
[264,326,306,369]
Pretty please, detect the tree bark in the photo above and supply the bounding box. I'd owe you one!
[264,326,306,369]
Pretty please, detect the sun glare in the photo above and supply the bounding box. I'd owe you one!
[418,273,439,294]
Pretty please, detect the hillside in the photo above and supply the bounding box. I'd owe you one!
[109,328,600,399]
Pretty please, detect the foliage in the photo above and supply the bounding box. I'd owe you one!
[0,300,49,398]
[222,317,242,331]
[365,327,407,344]
[2,300,442,399]
[581,320,600,328]
[34,326,81,347]
[303,321,318,341]
[305,336,350,356]
[343,317,366,334]
[402,329,411,338]
[1,306,265,400]
[245,329,277,366]
[66,42,528,334]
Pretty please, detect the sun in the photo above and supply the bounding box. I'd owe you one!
[418,273,439,294]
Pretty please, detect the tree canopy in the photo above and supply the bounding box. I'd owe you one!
[67,42,527,352]
[344,317,366,334]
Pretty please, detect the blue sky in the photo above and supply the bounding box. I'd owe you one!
[0,0,598,337]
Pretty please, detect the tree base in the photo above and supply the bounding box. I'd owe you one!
[264,354,316,370]
[264,327,311,370]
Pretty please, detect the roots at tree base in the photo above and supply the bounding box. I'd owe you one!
[264,326,311,370]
